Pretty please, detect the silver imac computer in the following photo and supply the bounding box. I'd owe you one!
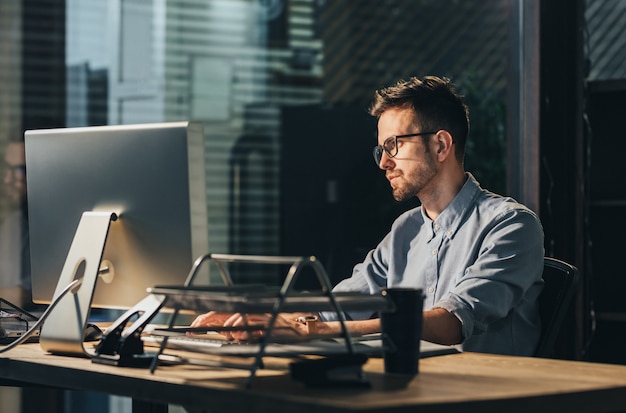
[25,121,209,356]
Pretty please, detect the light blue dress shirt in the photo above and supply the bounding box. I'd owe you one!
[321,173,545,356]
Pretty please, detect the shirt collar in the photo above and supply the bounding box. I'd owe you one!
[427,172,481,240]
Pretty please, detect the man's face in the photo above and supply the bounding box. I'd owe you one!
[376,107,438,202]
[4,142,27,207]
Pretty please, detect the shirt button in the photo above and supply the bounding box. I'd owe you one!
[434,224,440,230]
[428,287,435,293]
[432,249,437,255]
[447,231,452,236]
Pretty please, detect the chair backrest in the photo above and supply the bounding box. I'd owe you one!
[535,257,579,358]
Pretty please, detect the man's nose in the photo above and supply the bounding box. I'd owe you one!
[378,152,393,170]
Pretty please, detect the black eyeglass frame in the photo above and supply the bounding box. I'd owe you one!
[3,163,26,178]
[372,132,437,165]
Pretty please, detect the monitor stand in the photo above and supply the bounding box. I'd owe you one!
[39,211,117,357]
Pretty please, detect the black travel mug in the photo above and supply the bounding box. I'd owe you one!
[380,288,424,375]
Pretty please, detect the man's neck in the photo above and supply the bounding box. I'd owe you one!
[419,170,467,222]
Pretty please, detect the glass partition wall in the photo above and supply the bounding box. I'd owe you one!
[47,0,514,286]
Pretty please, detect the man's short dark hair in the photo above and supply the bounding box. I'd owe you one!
[369,76,470,163]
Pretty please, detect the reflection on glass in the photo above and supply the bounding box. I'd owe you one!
[0,141,30,308]
[12,1,512,286]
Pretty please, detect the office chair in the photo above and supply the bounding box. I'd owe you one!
[534,257,579,358]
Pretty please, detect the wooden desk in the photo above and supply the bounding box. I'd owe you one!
[2,343,626,413]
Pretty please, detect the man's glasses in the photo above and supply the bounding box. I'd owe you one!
[4,164,26,179]
[372,132,436,165]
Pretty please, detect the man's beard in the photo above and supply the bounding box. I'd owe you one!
[391,180,421,202]
[390,158,437,202]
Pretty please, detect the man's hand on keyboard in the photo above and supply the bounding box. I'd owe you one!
[189,311,312,342]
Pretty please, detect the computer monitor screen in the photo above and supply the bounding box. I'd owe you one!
[25,122,209,309]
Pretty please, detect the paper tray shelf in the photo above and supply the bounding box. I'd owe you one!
[95,253,389,388]
[149,286,389,314]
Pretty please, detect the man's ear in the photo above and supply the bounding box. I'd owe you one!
[435,130,455,160]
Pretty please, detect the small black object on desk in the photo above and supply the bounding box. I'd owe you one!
[289,353,370,388]
[83,323,103,342]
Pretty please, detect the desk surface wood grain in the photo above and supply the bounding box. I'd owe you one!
[2,344,626,413]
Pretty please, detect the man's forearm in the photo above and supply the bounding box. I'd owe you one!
[316,308,462,346]
[317,318,381,336]
[421,307,462,345]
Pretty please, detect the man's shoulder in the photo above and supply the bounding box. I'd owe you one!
[476,189,539,220]
[472,193,544,243]
[457,174,538,223]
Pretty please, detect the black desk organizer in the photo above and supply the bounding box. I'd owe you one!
[93,253,389,388]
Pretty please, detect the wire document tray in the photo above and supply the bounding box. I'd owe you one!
[93,254,390,388]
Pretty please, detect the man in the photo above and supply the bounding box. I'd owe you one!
[0,139,31,309]
[191,76,544,356]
